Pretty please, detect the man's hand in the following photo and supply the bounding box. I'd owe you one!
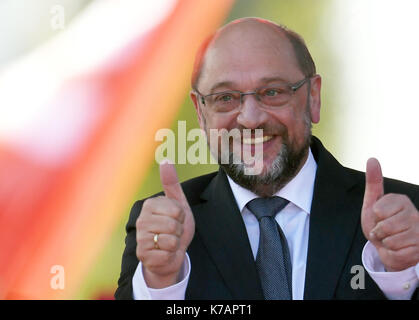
[135,161,195,288]
[361,158,419,272]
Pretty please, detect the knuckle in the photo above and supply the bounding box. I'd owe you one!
[136,215,151,232]
[167,236,179,251]
[374,207,386,219]
[401,209,413,222]
[171,205,182,219]
[164,200,181,218]
[382,236,392,248]
[144,196,164,207]
[383,237,398,250]
[142,198,155,211]
[167,219,178,234]
[379,221,392,235]
[136,215,146,228]
[399,194,410,203]
[386,193,399,200]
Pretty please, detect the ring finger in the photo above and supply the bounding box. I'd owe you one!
[149,232,180,252]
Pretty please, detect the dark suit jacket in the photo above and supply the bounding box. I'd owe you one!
[115,137,419,299]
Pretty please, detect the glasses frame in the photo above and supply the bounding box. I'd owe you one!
[194,77,310,111]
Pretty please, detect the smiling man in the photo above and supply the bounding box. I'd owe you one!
[191,19,318,197]
[115,18,419,300]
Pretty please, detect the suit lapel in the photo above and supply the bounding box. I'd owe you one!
[189,137,363,299]
[304,137,363,299]
[192,169,264,299]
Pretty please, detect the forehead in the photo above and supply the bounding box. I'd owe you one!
[198,21,302,91]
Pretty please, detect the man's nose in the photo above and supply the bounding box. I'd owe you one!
[236,94,268,129]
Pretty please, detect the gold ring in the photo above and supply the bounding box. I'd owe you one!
[153,233,159,249]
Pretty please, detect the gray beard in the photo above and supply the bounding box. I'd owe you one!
[219,134,311,197]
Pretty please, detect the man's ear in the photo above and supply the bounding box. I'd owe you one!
[309,75,321,124]
[190,91,205,130]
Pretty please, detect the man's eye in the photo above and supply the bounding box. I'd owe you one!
[215,94,234,102]
[263,88,283,96]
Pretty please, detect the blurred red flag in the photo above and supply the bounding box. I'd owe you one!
[0,0,234,299]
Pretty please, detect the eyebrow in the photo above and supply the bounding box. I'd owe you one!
[208,76,289,93]
[209,81,234,94]
[260,76,288,83]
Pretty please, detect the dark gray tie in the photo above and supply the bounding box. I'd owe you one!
[247,197,292,300]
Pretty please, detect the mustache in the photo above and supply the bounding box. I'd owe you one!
[232,124,287,138]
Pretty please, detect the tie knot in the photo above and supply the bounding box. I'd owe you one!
[247,197,289,220]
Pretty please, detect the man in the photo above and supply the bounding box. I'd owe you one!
[115,17,419,300]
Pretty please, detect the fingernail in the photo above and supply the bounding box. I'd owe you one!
[369,231,375,239]
[160,158,173,165]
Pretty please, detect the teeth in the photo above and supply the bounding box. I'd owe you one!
[242,135,273,145]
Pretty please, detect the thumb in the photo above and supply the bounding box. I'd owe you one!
[159,160,195,249]
[363,158,384,210]
[361,158,384,237]
[159,160,189,207]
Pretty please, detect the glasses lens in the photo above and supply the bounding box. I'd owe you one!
[207,91,241,112]
[258,86,292,106]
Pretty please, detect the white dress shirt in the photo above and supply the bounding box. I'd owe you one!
[133,148,419,299]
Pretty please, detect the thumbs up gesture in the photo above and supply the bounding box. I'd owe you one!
[135,161,195,288]
[361,158,419,272]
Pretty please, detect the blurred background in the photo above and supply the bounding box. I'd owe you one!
[0,0,418,299]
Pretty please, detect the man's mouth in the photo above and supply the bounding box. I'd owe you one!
[242,135,274,145]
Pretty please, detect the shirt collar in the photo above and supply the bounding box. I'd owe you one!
[227,148,317,215]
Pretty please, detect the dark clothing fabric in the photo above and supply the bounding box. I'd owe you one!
[115,137,419,300]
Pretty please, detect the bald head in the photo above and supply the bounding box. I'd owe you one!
[191,18,316,90]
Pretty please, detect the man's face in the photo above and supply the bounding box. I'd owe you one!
[191,21,321,196]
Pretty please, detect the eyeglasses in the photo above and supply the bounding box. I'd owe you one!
[195,78,310,113]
